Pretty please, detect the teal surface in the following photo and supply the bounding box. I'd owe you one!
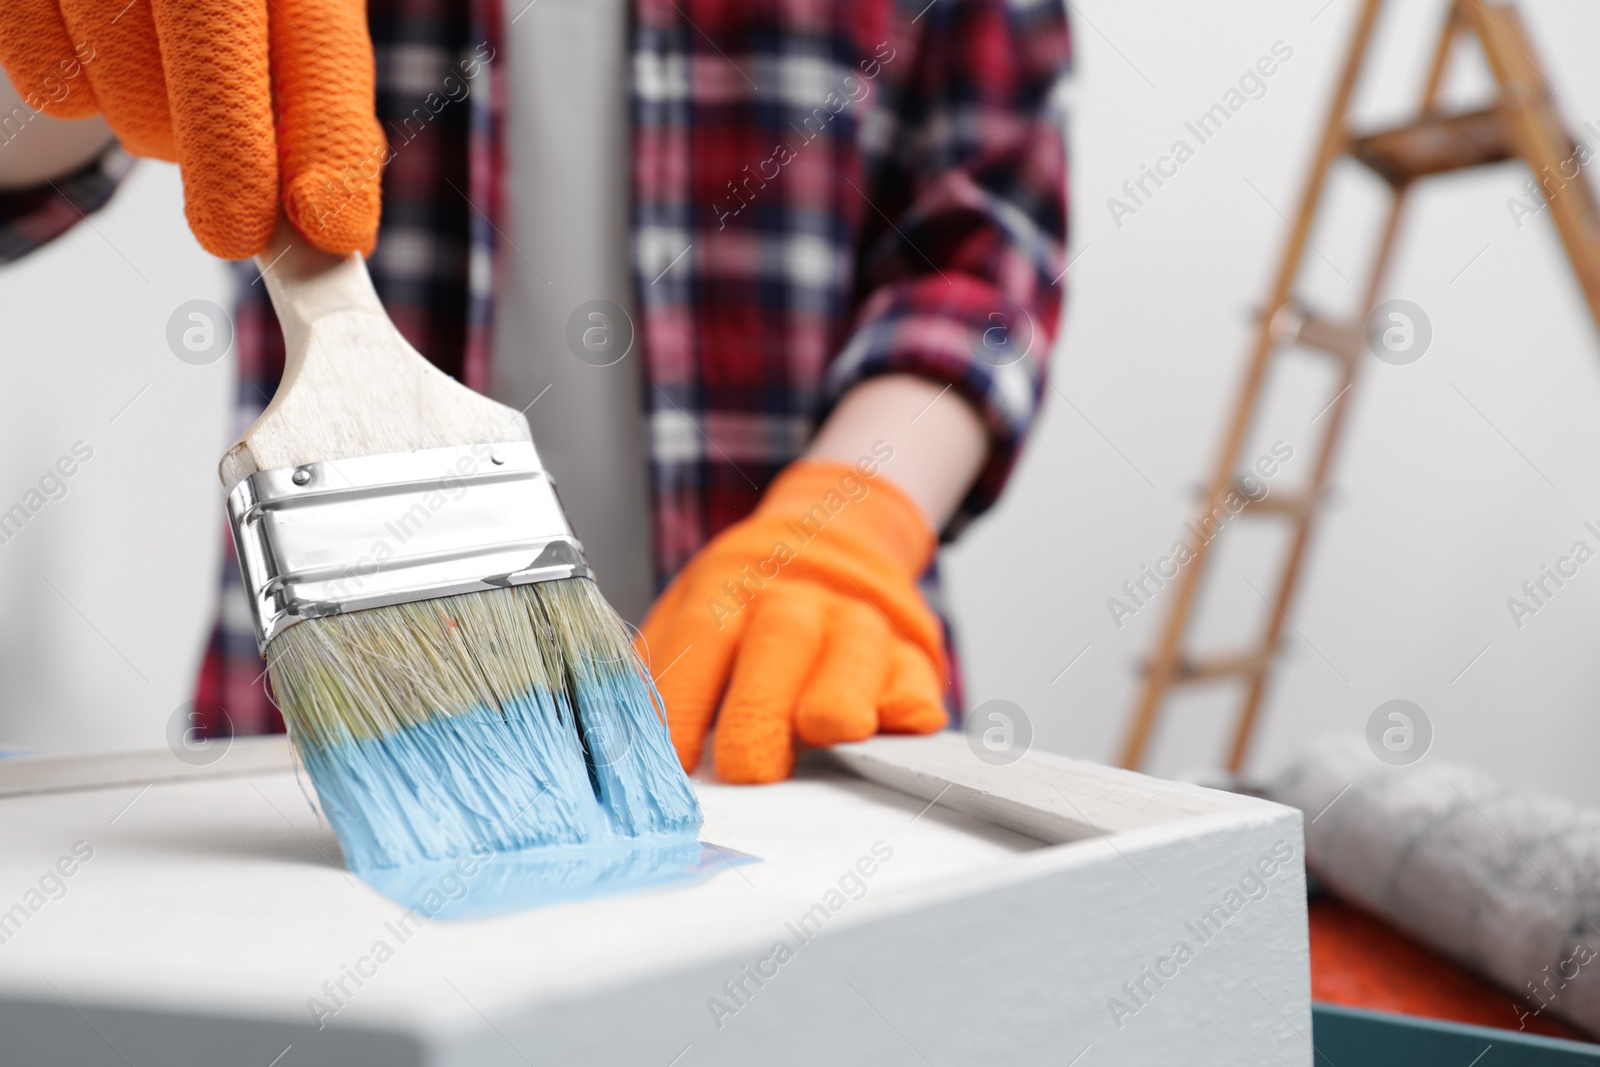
[1313,1004,1600,1065]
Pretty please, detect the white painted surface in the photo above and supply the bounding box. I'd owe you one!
[0,734,290,798]
[0,734,1309,1066]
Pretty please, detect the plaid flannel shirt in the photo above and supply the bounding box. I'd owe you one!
[2,0,1071,738]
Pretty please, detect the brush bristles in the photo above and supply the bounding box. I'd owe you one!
[266,577,702,871]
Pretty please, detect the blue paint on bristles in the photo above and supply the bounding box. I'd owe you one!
[266,577,701,873]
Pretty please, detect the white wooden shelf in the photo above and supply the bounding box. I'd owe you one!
[0,733,1309,1065]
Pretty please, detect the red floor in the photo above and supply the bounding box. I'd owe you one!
[1310,896,1588,1042]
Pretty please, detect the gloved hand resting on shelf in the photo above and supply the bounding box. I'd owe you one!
[639,375,987,784]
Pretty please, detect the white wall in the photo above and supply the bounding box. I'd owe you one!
[0,163,234,754]
[944,0,1600,806]
[4,0,1599,808]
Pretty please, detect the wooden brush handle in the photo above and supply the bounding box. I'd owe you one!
[253,215,389,347]
[219,216,531,491]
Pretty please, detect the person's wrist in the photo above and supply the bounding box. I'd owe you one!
[755,459,935,578]
[804,374,988,532]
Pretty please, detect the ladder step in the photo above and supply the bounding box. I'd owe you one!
[1238,485,1317,517]
[1266,303,1361,359]
[1193,482,1319,517]
[1144,649,1272,683]
[1348,107,1515,186]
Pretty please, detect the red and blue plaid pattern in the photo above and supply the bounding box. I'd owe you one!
[3,0,1070,738]
[0,143,131,264]
[635,0,1071,573]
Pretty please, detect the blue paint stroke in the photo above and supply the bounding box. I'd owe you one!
[356,840,758,921]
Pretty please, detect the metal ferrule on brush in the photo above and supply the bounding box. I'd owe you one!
[226,441,590,653]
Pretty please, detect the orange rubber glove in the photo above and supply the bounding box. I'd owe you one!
[0,0,383,259]
[638,461,949,784]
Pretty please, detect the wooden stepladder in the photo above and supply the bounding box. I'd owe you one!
[1119,0,1600,773]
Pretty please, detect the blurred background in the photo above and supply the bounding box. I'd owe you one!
[3,0,1599,804]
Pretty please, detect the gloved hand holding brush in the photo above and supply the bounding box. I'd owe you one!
[640,376,988,784]
[0,0,383,258]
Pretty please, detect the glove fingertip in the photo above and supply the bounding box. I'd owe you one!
[713,735,793,784]
[879,698,948,735]
[794,708,877,747]
[186,179,276,260]
[672,735,701,774]
[877,642,950,735]
[283,164,382,256]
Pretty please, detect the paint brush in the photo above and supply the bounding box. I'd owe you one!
[222,218,700,871]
